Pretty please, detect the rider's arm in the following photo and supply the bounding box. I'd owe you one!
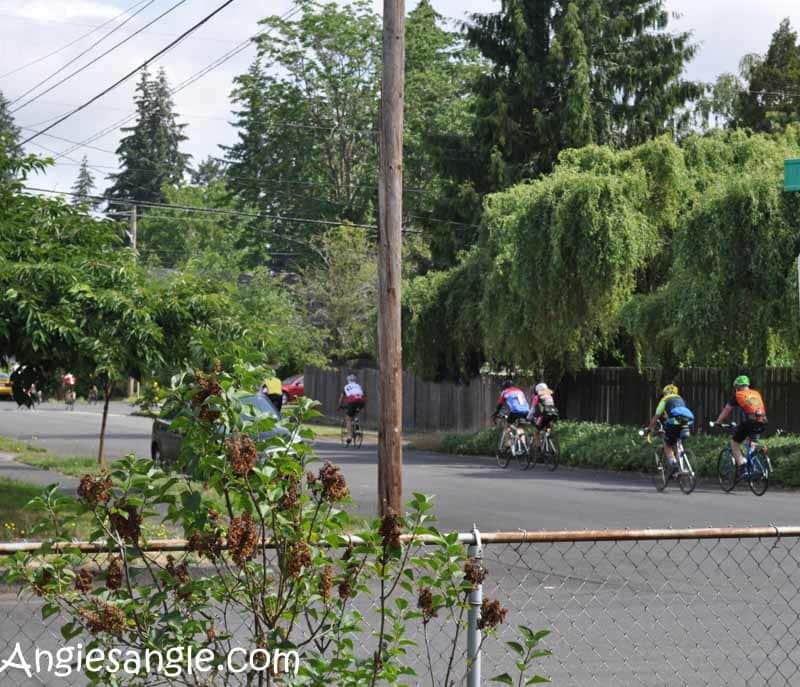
[715,404,733,424]
[650,398,667,431]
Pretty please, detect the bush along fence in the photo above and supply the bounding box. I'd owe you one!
[4,525,800,686]
[306,365,800,434]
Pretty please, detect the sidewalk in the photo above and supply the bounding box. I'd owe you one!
[0,451,79,494]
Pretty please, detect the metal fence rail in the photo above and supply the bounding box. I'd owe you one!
[2,526,800,686]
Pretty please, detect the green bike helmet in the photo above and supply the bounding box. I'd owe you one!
[733,375,750,387]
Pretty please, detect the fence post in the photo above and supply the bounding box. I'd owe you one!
[467,524,483,687]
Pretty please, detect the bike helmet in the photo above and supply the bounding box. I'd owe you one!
[501,379,513,390]
[733,375,750,387]
[346,374,357,383]
[535,382,550,394]
[662,384,678,396]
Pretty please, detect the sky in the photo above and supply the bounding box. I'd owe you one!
[0,0,798,195]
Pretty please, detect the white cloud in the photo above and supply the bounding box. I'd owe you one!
[5,1,119,22]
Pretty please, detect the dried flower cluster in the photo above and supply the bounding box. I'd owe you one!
[80,602,126,637]
[105,557,123,590]
[318,461,348,502]
[191,372,223,423]
[379,508,402,550]
[319,565,334,602]
[206,625,217,642]
[166,555,191,585]
[227,512,258,567]
[464,558,488,588]
[279,476,300,511]
[288,541,312,578]
[226,434,257,476]
[338,545,357,600]
[77,474,112,507]
[74,567,94,593]
[188,529,224,559]
[418,587,437,624]
[109,501,141,543]
[478,598,508,631]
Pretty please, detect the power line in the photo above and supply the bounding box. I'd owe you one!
[11,0,189,114]
[20,0,241,146]
[50,5,302,160]
[0,0,150,80]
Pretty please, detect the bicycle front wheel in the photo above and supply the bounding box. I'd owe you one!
[717,448,737,492]
[678,448,697,495]
[653,450,668,492]
[353,422,364,449]
[749,451,769,496]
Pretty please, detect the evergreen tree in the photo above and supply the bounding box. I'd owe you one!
[0,90,21,180]
[71,156,96,206]
[106,68,189,205]
[738,19,800,132]
[466,0,700,184]
[190,156,226,186]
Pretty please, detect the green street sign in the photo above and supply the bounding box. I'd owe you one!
[786,159,800,191]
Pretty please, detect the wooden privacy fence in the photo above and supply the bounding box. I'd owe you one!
[304,366,800,434]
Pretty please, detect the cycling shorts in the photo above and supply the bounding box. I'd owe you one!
[505,411,528,424]
[733,419,767,444]
[663,423,690,448]
[346,400,365,418]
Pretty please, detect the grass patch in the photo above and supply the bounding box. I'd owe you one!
[0,436,46,454]
[0,477,94,541]
[435,421,800,487]
[16,454,101,478]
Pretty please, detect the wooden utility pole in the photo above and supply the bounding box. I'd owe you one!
[377,0,405,515]
[127,204,139,399]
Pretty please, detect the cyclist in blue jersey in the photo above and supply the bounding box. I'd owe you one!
[492,380,531,449]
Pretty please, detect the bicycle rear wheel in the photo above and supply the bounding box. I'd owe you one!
[540,433,559,471]
[678,448,697,495]
[717,448,737,492]
[517,433,531,469]
[340,418,349,446]
[653,449,668,492]
[749,451,769,496]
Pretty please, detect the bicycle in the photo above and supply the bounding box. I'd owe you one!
[494,413,531,469]
[65,388,76,411]
[711,422,772,496]
[340,407,364,448]
[532,416,559,471]
[640,422,697,495]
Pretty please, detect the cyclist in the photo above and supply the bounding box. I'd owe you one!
[492,380,531,449]
[338,374,366,444]
[260,372,283,412]
[713,375,768,478]
[646,384,694,478]
[527,382,559,450]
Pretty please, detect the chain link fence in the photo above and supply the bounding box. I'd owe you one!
[2,526,800,686]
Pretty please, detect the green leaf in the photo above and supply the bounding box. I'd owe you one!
[491,673,514,685]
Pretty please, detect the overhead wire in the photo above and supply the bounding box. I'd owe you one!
[20,0,241,146]
[0,0,151,80]
[10,0,170,111]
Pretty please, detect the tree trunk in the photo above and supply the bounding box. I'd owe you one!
[98,381,112,467]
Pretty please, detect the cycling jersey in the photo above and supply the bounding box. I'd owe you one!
[497,387,530,415]
[730,388,767,420]
[344,382,365,403]
[655,394,694,426]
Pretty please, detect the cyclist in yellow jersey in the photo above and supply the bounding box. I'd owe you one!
[647,384,694,477]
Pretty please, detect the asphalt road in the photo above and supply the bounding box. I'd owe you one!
[0,400,797,531]
[2,402,800,686]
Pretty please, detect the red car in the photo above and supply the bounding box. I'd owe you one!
[282,375,304,404]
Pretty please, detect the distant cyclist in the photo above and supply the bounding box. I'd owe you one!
[647,384,694,477]
[339,374,366,445]
[713,375,767,478]
[527,382,559,450]
[492,380,530,449]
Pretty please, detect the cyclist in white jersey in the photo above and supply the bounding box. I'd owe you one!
[338,374,366,444]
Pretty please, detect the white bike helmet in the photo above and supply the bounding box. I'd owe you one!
[346,374,357,383]
[535,382,551,394]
